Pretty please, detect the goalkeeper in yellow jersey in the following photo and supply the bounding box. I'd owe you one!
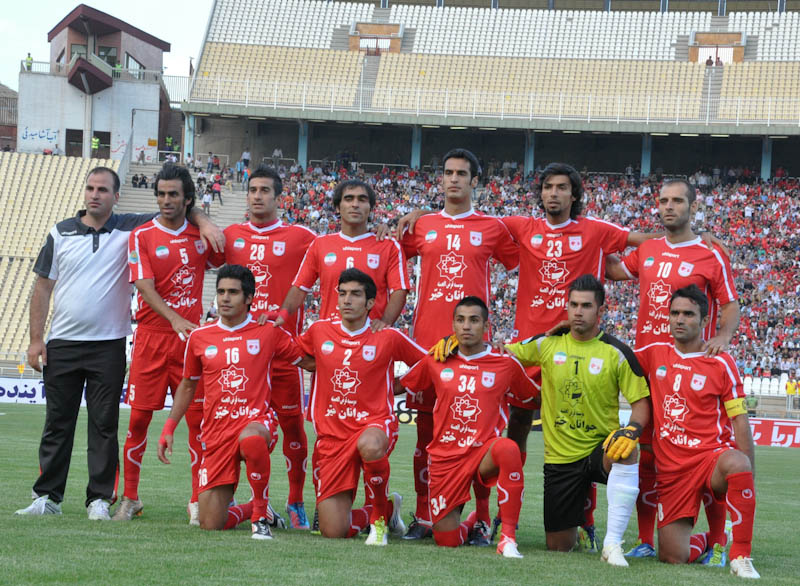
[505,275,650,566]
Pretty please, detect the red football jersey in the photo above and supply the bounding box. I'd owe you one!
[292,232,409,322]
[401,210,519,348]
[224,220,316,334]
[502,215,629,341]
[129,219,223,329]
[401,348,539,458]
[635,342,744,475]
[621,237,737,347]
[183,315,302,446]
[297,318,426,440]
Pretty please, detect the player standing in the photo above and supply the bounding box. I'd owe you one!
[607,179,739,561]
[296,269,426,545]
[157,265,312,539]
[399,148,519,541]
[634,286,758,579]
[114,165,223,521]
[400,297,538,558]
[506,275,650,566]
[223,166,316,528]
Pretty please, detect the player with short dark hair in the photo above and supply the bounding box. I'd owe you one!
[296,269,426,546]
[634,286,758,579]
[157,265,313,540]
[506,275,650,566]
[401,296,539,558]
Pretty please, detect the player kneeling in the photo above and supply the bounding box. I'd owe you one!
[401,297,540,558]
[157,265,312,540]
[635,285,760,579]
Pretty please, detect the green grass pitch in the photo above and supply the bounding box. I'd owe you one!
[1,404,796,585]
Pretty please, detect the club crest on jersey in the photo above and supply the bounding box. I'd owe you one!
[469,231,482,246]
[246,339,260,355]
[553,351,567,365]
[233,238,246,249]
[530,234,543,247]
[644,256,655,268]
[321,341,335,355]
[194,240,206,254]
[440,368,454,382]
[367,254,380,269]
[481,371,496,388]
[324,252,337,266]
[568,235,582,251]
[425,230,437,243]
[690,373,707,391]
[128,250,139,264]
[678,261,694,277]
[155,246,169,258]
[656,365,667,379]
[205,345,218,359]
[589,357,604,375]
[273,241,285,256]
[362,345,376,361]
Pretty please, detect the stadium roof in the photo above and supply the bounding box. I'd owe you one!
[0,83,17,99]
[47,4,171,52]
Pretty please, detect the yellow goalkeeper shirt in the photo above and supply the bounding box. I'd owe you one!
[507,331,650,464]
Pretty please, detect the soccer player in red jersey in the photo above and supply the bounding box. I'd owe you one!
[607,179,740,560]
[400,149,519,541]
[277,179,408,332]
[634,286,758,579]
[157,264,313,540]
[296,269,426,545]
[223,166,316,528]
[114,165,224,522]
[400,297,539,558]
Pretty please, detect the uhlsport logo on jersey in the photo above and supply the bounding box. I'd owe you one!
[678,261,695,277]
[324,252,337,266]
[440,368,455,382]
[233,238,245,249]
[553,351,567,365]
[644,256,655,268]
[656,365,668,379]
[273,241,285,256]
[205,345,218,359]
[321,341,335,355]
[246,339,260,355]
[194,240,206,254]
[155,246,169,258]
[569,235,582,251]
[469,231,482,246]
[425,230,437,243]
[530,234,543,247]
[362,345,376,361]
[367,254,380,269]
[690,373,707,391]
[481,371,495,387]
[589,357,604,375]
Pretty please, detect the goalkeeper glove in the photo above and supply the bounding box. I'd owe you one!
[429,334,459,362]
[603,422,643,461]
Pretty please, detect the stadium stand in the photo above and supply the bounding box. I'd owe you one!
[717,62,800,122]
[730,11,800,61]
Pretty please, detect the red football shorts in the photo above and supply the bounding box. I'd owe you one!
[427,442,497,524]
[269,358,304,417]
[655,448,731,529]
[197,415,276,494]
[312,423,398,503]
[507,365,541,410]
[128,327,188,410]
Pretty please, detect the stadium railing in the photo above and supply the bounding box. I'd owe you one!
[157,151,183,163]
[260,157,298,168]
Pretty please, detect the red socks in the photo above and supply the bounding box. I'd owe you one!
[434,522,470,547]
[185,406,203,504]
[347,506,371,537]
[239,435,271,522]
[122,408,153,500]
[520,451,527,467]
[279,412,308,503]
[636,449,658,546]
[363,456,391,524]
[704,493,728,547]
[473,480,491,525]
[414,411,434,523]
[726,471,756,559]
[491,438,524,541]
[689,531,710,563]
[583,483,597,528]
[224,502,254,530]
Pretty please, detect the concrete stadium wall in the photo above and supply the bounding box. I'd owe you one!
[193,118,298,167]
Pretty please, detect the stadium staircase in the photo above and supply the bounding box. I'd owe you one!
[330,25,350,50]
[372,7,391,24]
[710,15,729,31]
[674,35,690,61]
[354,55,381,110]
[700,66,723,121]
[743,38,759,61]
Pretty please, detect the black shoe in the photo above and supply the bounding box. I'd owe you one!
[311,507,320,535]
[468,520,492,547]
[251,517,273,540]
[402,515,433,540]
[490,515,502,542]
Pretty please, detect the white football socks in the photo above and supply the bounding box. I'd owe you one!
[604,462,640,548]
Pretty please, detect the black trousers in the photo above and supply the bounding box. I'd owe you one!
[33,338,126,506]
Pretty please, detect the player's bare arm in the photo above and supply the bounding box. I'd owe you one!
[26,276,55,372]
[370,289,408,332]
[604,254,630,282]
[394,209,433,240]
[297,355,316,372]
[157,377,198,464]
[187,207,225,253]
[703,300,740,357]
[134,278,198,338]
[626,231,664,247]
[731,413,756,477]
[274,286,306,328]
